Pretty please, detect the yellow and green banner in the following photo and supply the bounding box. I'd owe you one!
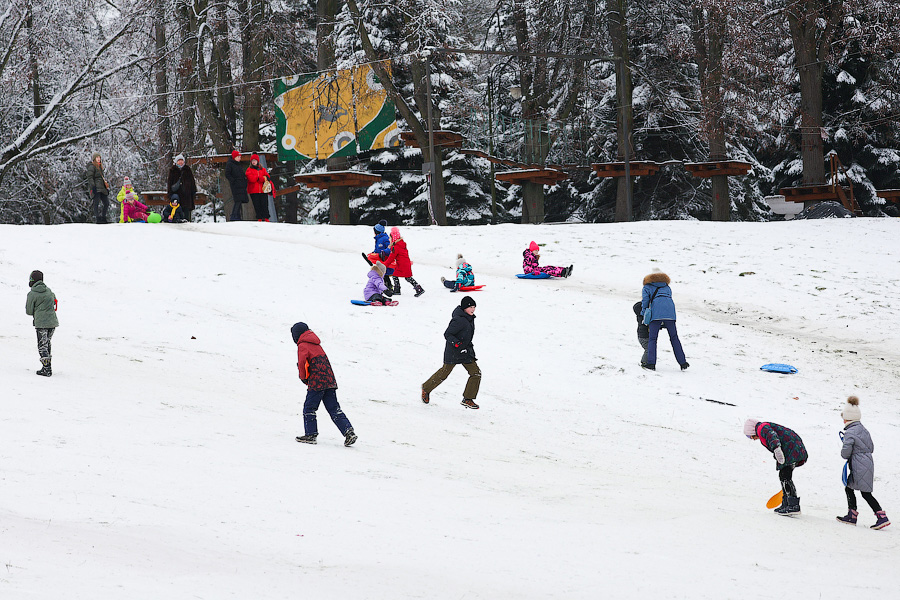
[274,64,400,161]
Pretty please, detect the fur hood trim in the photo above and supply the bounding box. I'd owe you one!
[643,272,671,285]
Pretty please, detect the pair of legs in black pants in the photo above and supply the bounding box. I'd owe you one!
[845,487,882,513]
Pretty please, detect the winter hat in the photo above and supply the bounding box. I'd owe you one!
[374,223,385,234]
[743,419,760,439]
[291,322,309,344]
[91,152,101,162]
[842,396,861,422]
[231,150,241,159]
[174,153,185,165]
[125,191,135,201]
[28,270,43,287]
[390,226,401,242]
[372,261,386,277]
[170,193,180,205]
[529,241,539,252]
[379,219,387,228]
[123,176,132,188]
[456,253,466,268]
[250,153,260,163]
[461,296,477,310]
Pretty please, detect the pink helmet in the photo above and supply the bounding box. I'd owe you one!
[390,227,401,242]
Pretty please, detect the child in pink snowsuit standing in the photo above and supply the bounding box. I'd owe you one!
[123,192,150,222]
[522,241,572,278]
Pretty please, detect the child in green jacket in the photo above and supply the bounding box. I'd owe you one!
[25,270,59,377]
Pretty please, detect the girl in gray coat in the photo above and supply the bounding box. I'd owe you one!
[837,396,890,529]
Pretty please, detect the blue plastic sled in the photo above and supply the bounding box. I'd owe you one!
[516,273,552,279]
[760,363,798,374]
[842,461,850,486]
[351,300,373,306]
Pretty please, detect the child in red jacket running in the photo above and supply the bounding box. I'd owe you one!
[292,322,357,446]
[383,227,425,297]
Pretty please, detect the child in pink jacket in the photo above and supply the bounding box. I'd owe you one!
[123,192,150,222]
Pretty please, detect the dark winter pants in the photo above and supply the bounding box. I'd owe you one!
[36,327,54,366]
[250,193,270,220]
[647,320,686,366]
[92,193,109,224]
[443,280,460,292]
[779,465,798,498]
[229,198,244,221]
[423,361,481,400]
[846,486,882,513]
[393,275,424,295]
[303,388,352,436]
[366,293,388,304]
[639,336,649,365]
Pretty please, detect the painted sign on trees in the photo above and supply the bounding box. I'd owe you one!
[274,64,400,161]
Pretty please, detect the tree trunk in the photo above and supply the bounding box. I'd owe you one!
[318,0,352,224]
[786,0,842,195]
[25,7,42,120]
[192,0,232,154]
[345,0,447,224]
[240,0,266,151]
[153,0,173,182]
[608,0,634,222]
[210,0,236,143]
[176,0,198,155]
[692,3,730,221]
[410,57,447,224]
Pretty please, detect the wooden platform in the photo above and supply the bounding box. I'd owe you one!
[186,152,278,167]
[684,161,752,177]
[779,185,844,202]
[141,191,210,206]
[876,189,900,203]
[495,168,568,186]
[591,162,660,178]
[294,171,382,190]
[400,130,465,149]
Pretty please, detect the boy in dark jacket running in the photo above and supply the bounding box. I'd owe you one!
[421,296,481,409]
[292,322,357,446]
[745,419,808,515]
[26,270,59,377]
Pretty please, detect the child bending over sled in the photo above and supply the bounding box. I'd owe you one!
[836,396,890,529]
[442,254,474,292]
[364,262,395,305]
[292,322,357,447]
[522,241,572,278]
[745,419,808,515]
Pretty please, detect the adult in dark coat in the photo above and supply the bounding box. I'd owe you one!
[745,419,808,515]
[421,296,481,409]
[85,152,110,223]
[224,150,249,221]
[167,154,197,221]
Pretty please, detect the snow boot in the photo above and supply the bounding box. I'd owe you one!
[344,429,358,447]
[36,358,52,377]
[836,509,858,525]
[392,276,401,295]
[295,434,318,444]
[641,363,655,371]
[680,362,690,370]
[871,511,890,530]
[461,398,479,409]
[775,496,801,515]
[421,386,430,404]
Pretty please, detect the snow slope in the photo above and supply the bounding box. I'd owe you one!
[2,219,899,599]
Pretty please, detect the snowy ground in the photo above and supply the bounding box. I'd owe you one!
[2,219,899,599]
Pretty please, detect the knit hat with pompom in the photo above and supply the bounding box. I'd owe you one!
[529,241,539,252]
[456,254,466,267]
[842,396,861,422]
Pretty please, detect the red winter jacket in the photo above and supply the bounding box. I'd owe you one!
[296,330,338,391]
[383,238,413,278]
[245,161,273,195]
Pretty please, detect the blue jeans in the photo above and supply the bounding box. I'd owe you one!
[647,320,686,365]
[303,388,352,436]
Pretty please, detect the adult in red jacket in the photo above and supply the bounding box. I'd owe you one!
[245,153,274,221]
[382,227,424,296]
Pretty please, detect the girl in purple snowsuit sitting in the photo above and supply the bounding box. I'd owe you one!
[363,262,393,304]
[522,241,572,278]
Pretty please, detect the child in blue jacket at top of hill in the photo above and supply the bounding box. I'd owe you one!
[292,322,357,447]
[745,419,808,515]
[442,254,474,292]
[836,396,890,529]
[373,220,391,260]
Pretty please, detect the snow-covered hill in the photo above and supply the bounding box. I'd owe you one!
[2,219,899,599]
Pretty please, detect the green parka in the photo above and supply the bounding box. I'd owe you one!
[26,282,59,328]
[85,154,109,195]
